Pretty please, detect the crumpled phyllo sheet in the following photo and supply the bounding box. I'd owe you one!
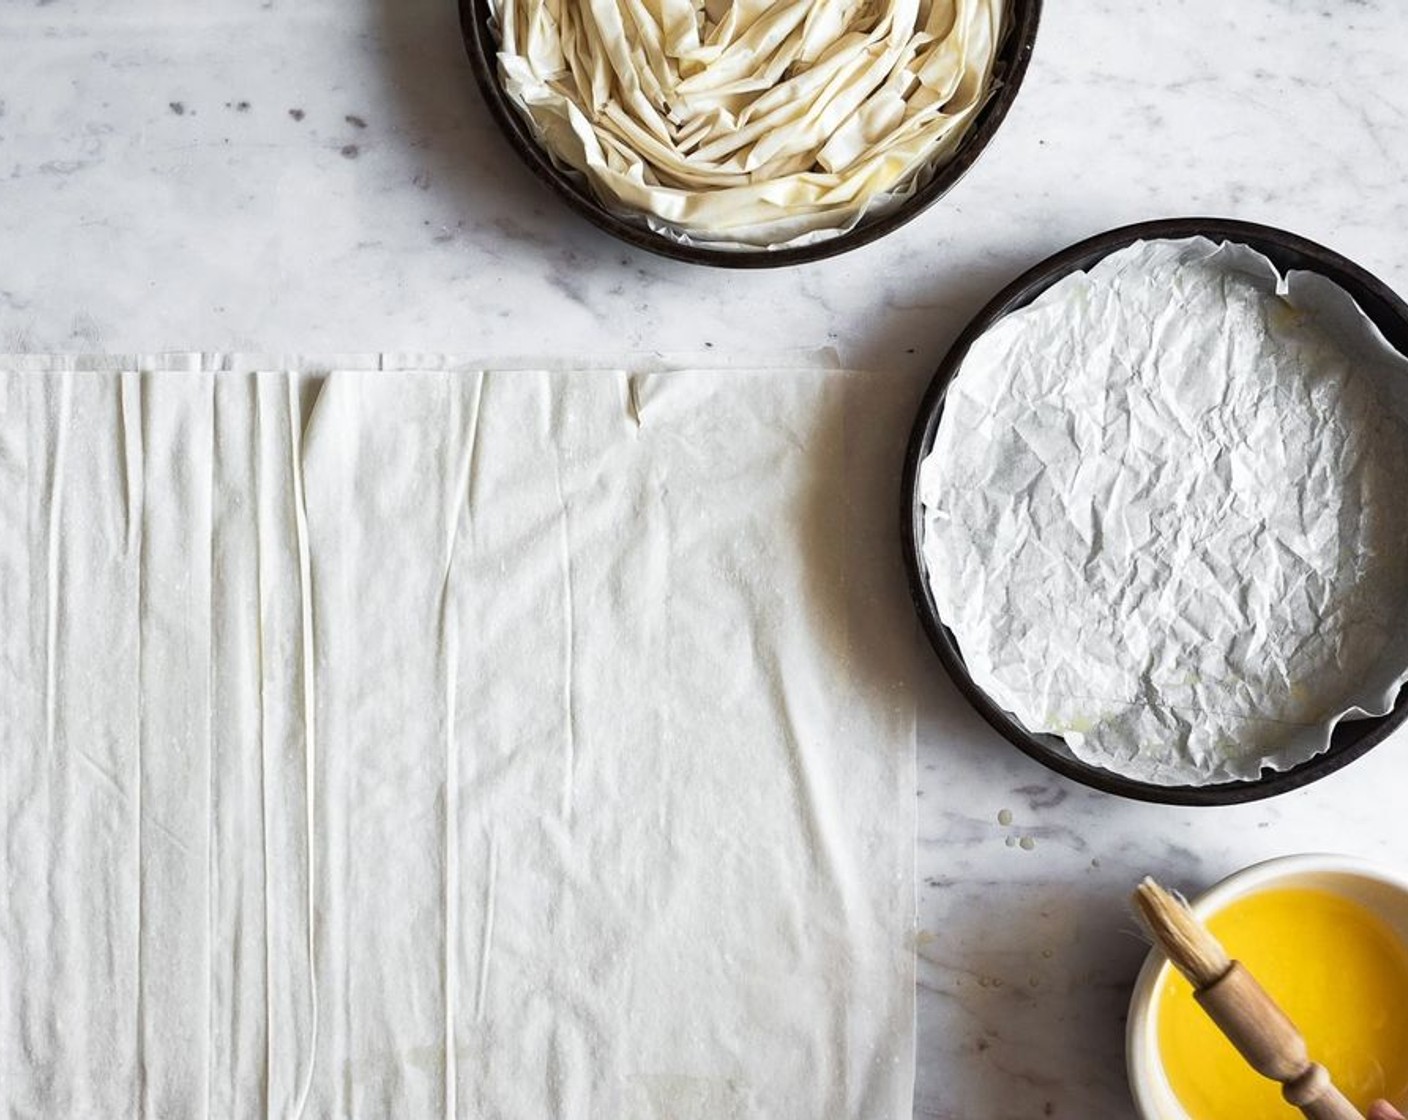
[920,237,1408,785]
[491,0,1003,249]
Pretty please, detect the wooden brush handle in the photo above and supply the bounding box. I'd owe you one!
[1195,962,1364,1120]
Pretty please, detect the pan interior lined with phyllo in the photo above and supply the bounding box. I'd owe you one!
[491,0,1004,248]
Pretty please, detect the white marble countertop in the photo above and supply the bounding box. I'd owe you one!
[3,1,1408,1116]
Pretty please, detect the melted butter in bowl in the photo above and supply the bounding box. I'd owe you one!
[1155,887,1408,1119]
[1128,855,1408,1120]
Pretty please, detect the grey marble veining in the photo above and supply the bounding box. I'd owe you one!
[3,1,1408,1116]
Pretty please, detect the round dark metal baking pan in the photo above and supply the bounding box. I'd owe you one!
[902,217,1408,805]
[459,0,1041,269]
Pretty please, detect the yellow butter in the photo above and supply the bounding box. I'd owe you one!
[1154,886,1408,1119]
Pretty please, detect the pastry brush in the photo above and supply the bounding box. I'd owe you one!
[1132,877,1364,1120]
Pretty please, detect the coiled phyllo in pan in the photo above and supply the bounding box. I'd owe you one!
[492,0,1004,248]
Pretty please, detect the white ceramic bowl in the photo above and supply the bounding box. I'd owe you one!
[1126,853,1408,1119]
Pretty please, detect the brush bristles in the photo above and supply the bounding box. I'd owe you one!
[1133,877,1231,989]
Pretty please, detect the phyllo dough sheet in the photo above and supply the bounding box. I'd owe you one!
[0,363,917,1119]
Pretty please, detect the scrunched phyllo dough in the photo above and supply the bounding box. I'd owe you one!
[492,0,1005,248]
